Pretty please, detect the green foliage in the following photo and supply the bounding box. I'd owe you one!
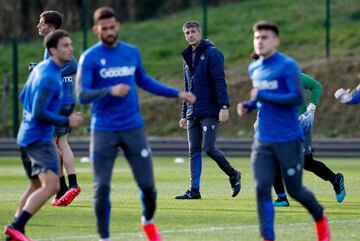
[1,0,360,137]
[1,156,360,240]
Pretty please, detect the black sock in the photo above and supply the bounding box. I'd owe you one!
[68,174,78,188]
[12,210,32,233]
[56,176,68,198]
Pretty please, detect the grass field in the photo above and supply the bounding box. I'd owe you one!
[0,156,360,241]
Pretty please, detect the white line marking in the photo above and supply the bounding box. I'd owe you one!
[36,219,360,241]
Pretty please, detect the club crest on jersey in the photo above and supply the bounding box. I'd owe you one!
[200,54,205,60]
[253,79,279,90]
[100,58,106,66]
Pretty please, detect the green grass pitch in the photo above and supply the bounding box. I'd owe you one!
[1,156,359,241]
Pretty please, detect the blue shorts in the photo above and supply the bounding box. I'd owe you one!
[55,104,75,137]
[21,142,59,179]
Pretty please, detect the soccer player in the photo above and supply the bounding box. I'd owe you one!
[37,10,81,206]
[76,7,196,241]
[272,73,346,207]
[175,20,241,200]
[4,30,83,241]
[334,84,360,104]
[237,21,330,241]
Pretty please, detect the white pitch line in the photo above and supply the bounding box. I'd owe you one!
[36,219,360,241]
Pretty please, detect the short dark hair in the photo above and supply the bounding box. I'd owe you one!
[94,7,116,24]
[44,29,70,52]
[40,10,63,29]
[182,20,202,32]
[252,21,279,36]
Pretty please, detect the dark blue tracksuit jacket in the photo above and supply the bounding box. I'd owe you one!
[181,39,229,119]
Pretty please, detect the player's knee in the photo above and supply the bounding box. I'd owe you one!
[256,184,272,198]
[286,188,303,200]
[189,147,201,156]
[204,147,217,157]
[95,183,111,199]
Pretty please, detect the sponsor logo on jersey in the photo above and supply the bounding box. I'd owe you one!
[62,76,73,83]
[253,80,279,90]
[100,66,136,78]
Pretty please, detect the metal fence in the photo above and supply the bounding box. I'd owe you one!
[1,138,359,157]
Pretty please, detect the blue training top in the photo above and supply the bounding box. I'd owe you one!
[248,51,304,143]
[17,59,69,147]
[77,41,180,132]
[44,49,77,105]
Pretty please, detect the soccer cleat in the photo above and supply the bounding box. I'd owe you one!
[315,215,331,241]
[58,185,81,206]
[51,197,62,206]
[141,217,162,241]
[5,235,16,241]
[229,171,241,197]
[4,225,33,241]
[175,189,201,199]
[273,197,290,207]
[333,173,346,203]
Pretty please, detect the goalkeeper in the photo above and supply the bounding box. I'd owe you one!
[273,73,346,207]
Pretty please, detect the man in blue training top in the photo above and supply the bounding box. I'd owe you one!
[37,10,81,206]
[4,30,83,241]
[335,84,360,104]
[176,20,241,200]
[237,21,330,241]
[76,7,195,241]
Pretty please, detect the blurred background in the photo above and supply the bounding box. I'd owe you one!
[0,0,359,139]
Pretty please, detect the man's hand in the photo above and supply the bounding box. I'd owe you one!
[179,118,187,129]
[237,101,249,117]
[334,88,350,99]
[250,88,258,100]
[111,84,131,97]
[298,111,314,131]
[179,91,196,104]
[219,109,229,123]
[68,112,83,128]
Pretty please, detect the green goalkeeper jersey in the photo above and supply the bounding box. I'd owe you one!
[299,73,322,115]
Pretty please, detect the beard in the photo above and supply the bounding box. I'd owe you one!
[101,33,118,46]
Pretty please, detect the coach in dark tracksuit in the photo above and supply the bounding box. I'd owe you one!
[175,20,241,199]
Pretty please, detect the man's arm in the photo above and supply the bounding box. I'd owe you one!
[32,87,68,125]
[301,73,322,107]
[256,61,304,105]
[335,84,360,105]
[135,51,179,97]
[298,73,322,130]
[208,48,230,107]
[181,62,189,118]
[76,55,112,104]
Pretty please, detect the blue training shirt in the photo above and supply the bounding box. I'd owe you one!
[17,59,69,147]
[249,51,304,143]
[44,49,77,105]
[77,41,180,131]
